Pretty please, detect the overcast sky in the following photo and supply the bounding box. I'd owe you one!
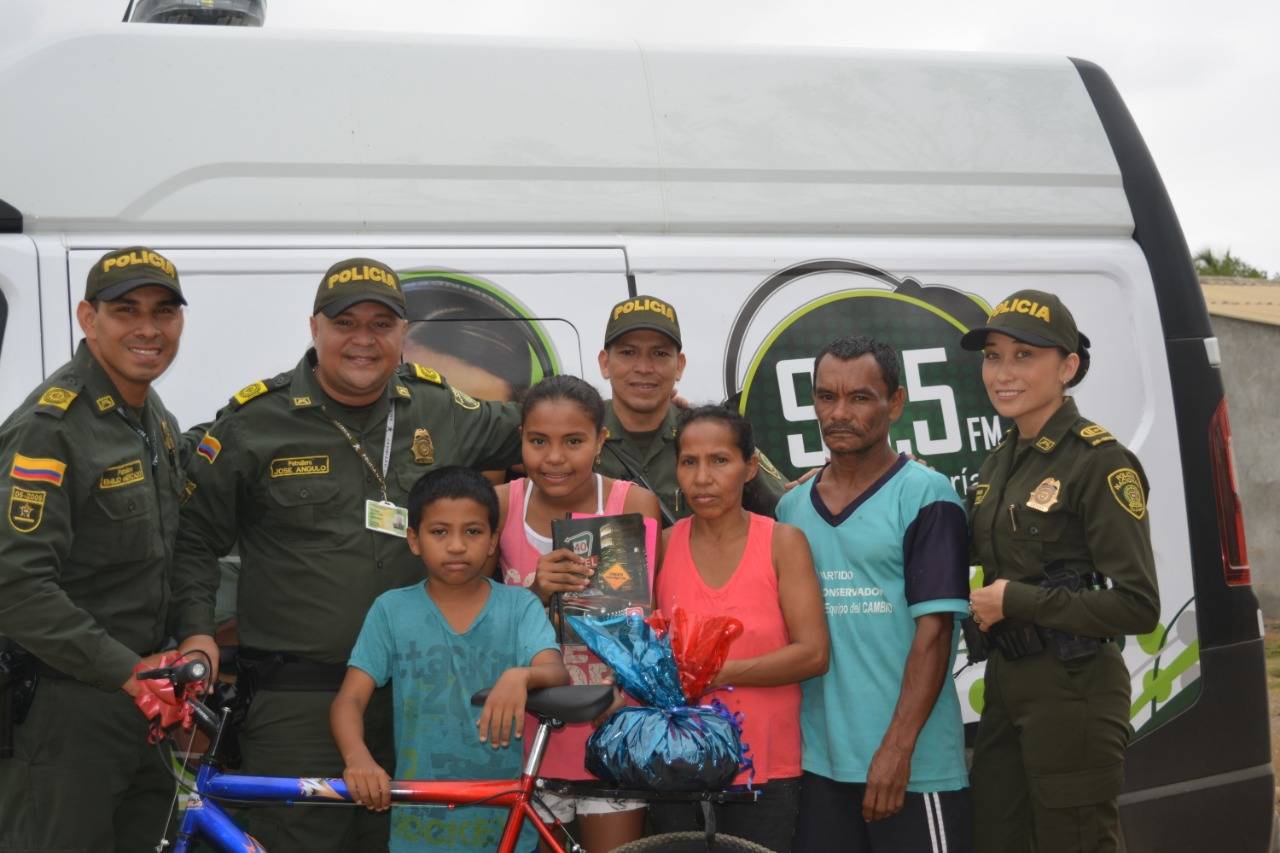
[10,0,1278,275]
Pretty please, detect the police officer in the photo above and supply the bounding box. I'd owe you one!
[595,295,788,523]
[0,247,218,851]
[962,290,1160,852]
[173,258,522,852]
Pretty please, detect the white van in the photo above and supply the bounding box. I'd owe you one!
[0,23,1270,851]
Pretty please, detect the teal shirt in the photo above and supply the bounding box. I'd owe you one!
[348,579,558,852]
[777,457,970,792]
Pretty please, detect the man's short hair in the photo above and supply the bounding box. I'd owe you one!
[407,466,500,531]
[814,336,901,394]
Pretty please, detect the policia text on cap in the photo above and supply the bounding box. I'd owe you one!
[962,290,1160,853]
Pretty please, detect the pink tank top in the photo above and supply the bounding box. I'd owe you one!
[657,513,802,784]
[498,476,647,781]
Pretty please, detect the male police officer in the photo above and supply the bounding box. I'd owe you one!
[0,247,218,851]
[173,258,522,852]
[595,295,787,522]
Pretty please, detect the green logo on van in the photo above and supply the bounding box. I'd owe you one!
[731,262,1000,499]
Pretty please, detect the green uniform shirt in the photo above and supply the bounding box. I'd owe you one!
[0,342,189,690]
[173,352,522,664]
[595,402,788,523]
[969,397,1160,637]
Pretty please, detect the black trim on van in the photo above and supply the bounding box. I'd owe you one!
[0,198,20,233]
[0,287,7,363]
[1072,58,1272,849]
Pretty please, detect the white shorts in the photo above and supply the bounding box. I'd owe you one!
[532,789,646,824]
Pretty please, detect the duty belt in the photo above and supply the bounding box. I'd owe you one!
[237,647,348,692]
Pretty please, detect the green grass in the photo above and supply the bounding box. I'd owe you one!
[1266,624,1280,690]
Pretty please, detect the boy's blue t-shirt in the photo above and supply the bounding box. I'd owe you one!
[348,578,559,853]
[776,456,970,793]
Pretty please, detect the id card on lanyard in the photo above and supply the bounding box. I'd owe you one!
[324,403,409,538]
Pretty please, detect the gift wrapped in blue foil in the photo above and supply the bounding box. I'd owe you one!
[565,610,748,791]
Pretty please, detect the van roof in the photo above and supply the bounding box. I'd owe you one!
[0,26,1131,236]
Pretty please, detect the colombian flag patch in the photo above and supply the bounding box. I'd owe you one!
[196,433,222,464]
[10,454,67,487]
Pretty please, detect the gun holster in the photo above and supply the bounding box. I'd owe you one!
[960,616,990,664]
[1039,564,1108,662]
[0,643,38,759]
[962,613,1046,663]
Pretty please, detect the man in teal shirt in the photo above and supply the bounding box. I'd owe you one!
[777,336,971,853]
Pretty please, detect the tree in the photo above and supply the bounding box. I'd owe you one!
[1194,248,1269,279]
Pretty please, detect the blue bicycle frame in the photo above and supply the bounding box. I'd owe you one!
[173,763,344,852]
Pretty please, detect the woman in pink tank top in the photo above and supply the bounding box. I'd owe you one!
[494,376,661,853]
[652,406,829,853]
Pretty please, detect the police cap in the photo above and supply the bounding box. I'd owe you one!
[960,289,1090,354]
[314,258,406,319]
[85,246,186,304]
[603,295,681,349]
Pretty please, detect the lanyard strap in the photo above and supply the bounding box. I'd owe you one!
[322,404,396,502]
[116,408,159,473]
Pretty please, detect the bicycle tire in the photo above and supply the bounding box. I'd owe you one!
[611,831,775,853]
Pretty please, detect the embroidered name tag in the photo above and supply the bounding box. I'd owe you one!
[99,460,145,490]
[269,456,331,478]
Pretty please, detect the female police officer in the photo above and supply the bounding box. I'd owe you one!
[962,289,1160,853]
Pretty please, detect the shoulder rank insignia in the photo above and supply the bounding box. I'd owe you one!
[8,486,46,533]
[451,386,480,411]
[412,428,435,464]
[10,454,66,487]
[232,381,271,406]
[755,449,785,482]
[409,363,443,385]
[1027,477,1061,512]
[1107,468,1147,519]
[35,386,79,416]
[1076,422,1116,447]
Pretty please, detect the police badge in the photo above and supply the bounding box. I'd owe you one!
[412,428,435,464]
[1026,477,1061,512]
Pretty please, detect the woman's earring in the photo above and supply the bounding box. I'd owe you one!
[596,429,609,466]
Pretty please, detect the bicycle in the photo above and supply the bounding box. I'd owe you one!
[137,654,770,853]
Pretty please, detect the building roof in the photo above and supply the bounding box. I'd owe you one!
[1201,278,1280,327]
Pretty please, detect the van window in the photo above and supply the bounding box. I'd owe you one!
[401,269,569,403]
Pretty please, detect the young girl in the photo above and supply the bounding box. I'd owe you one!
[652,405,829,853]
[495,375,662,853]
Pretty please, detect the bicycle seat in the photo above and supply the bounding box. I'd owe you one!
[470,685,615,724]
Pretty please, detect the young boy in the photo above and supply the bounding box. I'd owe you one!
[331,466,569,852]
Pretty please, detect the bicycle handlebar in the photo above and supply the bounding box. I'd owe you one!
[133,651,210,743]
[137,657,210,690]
